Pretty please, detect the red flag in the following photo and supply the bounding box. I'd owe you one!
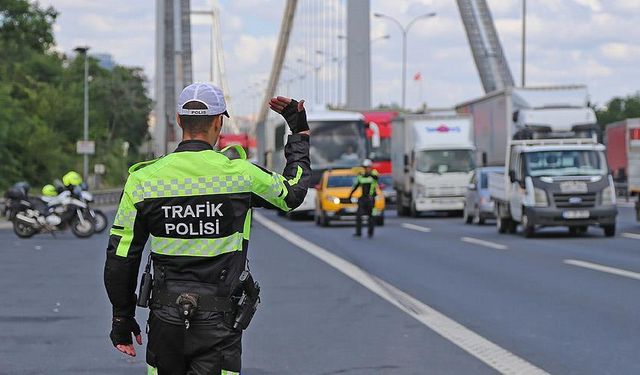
[413,72,422,81]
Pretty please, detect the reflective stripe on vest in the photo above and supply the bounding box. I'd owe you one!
[150,232,244,257]
[130,175,253,202]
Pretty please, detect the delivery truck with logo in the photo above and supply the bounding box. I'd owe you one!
[392,113,476,216]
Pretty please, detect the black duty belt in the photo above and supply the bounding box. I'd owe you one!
[152,291,234,312]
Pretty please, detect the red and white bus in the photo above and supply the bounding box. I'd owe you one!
[363,111,397,203]
[363,111,396,174]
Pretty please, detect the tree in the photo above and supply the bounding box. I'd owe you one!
[0,0,153,190]
[596,93,640,127]
[0,0,56,52]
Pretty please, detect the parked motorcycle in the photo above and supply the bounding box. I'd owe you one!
[48,181,108,234]
[79,189,108,233]
[4,182,95,238]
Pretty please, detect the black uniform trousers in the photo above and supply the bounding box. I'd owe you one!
[146,311,242,374]
[355,196,375,237]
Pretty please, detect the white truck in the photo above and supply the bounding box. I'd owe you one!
[457,85,618,237]
[392,113,476,216]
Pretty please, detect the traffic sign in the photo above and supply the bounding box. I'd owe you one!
[94,164,106,175]
[76,140,95,155]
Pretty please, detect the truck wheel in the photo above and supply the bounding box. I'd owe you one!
[603,224,616,237]
[410,202,419,218]
[396,192,409,216]
[497,216,508,234]
[508,220,518,234]
[463,205,473,224]
[522,213,535,238]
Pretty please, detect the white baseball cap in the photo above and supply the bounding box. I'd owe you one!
[177,82,229,117]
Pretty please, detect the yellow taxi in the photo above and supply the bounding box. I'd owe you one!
[314,168,385,227]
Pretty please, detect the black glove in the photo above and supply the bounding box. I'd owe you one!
[281,99,309,134]
[109,316,141,346]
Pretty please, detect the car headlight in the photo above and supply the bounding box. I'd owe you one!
[326,195,341,205]
[601,185,616,206]
[533,187,548,207]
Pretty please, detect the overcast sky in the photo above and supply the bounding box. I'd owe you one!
[41,0,640,116]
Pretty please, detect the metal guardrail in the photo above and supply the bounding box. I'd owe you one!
[91,188,123,206]
[0,188,123,210]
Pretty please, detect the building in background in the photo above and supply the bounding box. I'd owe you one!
[92,53,115,71]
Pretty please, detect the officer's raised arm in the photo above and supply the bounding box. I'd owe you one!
[249,96,311,211]
[349,176,361,199]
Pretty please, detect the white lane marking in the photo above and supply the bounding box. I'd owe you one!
[461,236,508,250]
[564,259,640,281]
[621,232,640,240]
[401,223,432,233]
[254,212,548,375]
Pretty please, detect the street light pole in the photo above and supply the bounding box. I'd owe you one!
[74,46,90,182]
[521,0,526,87]
[297,58,321,106]
[374,12,435,110]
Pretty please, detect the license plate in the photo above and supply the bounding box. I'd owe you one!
[435,198,459,204]
[560,181,588,193]
[563,210,590,219]
[344,207,357,214]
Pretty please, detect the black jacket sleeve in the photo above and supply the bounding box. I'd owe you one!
[249,133,311,211]
[104,178,149,318]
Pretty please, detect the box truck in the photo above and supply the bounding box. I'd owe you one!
[605,118,640,222]
[457,85,618,237]
[392,113,475,216]
[605,118,640,192]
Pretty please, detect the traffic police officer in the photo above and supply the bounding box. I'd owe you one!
[104,82,311,374]
[348,159,379,238]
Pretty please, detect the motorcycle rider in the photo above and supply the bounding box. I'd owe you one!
[104,83,311,374]
[348,159,379,238]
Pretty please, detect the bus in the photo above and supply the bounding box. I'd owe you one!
[269,108,367,216]
[217,133,256,162]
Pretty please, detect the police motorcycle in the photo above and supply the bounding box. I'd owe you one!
[50,181,108,233]
[79,188,108,233]
[4,182,95,239]
[54,171,108,233]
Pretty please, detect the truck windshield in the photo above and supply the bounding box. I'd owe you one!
[416,149,475,173]
[525,150,607,177]
[367,137,391,161]
[309,121,366,170]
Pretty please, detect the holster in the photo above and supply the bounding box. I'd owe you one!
[136,254,153,308]
[230,271,261,330]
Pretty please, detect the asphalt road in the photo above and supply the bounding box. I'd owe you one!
[0,203,639,374]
